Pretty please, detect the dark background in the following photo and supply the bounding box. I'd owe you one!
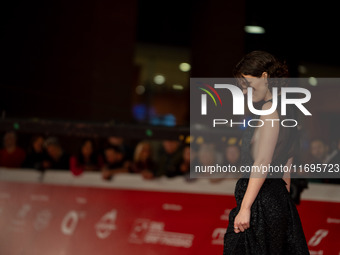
[0,0,339,140]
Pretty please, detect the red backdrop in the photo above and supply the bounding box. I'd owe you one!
[0,181,338,255]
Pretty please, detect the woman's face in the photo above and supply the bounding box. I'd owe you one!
[105,149,122,164]
[81,141,93,157]
[33,137,44,152]
[183,146,191,163]
[225,145,240,165]
[241,73,269,102]
[140,144,151,161]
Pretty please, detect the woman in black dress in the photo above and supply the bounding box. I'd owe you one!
[223,51,310,254]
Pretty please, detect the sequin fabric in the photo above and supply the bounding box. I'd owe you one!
[223,99,310,255]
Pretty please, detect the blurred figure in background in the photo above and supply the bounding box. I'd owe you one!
[107,136,133,161]
[0,131,26,168]
[70,139,104,176]
[326,138,340,165]
[197,143,220,181]
[44,137,70,170]
[223,144,242,179]
[155,140,182,178]
[22,135,47,170]
[224,144,241,167]
[197,143,217,167]
[179,145,191,175]
[332,138,340,163]
[309,138,335,164]
[130,141,155,179]
[179,145,197,181]
[101,145,129,180]
[309,138,340,184]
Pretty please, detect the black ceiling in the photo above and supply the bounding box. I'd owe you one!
[136,0,340,67]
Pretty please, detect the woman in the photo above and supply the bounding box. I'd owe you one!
[22,135,47,170]
[70,139,103,176]
[101,144,129,180]
[130,141,155,179]
[223,51,309,254]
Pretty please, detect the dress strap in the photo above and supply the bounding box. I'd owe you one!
[263,98,273,104]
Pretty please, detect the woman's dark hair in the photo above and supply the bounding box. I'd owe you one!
[77,138,98,165]
[28,135,44,152]
[233,51,289,79]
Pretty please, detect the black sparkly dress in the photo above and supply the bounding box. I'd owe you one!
[223,98,310,255]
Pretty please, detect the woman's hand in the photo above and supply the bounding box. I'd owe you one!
[101,168,112,180]
[234,208,251,233]
[141,170,154,179]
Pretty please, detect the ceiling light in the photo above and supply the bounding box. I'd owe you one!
[153,74,165,85]
[179,63,191,72]
[172,84,183,90]
[308,77,318,86]
[244,25,265,34]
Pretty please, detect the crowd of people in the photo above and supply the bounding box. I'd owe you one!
[0,131,195,181]
[0,131,339,184]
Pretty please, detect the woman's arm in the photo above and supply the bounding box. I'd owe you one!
[234,102,280,233]
[69,156,84,176]
[282,157,293,192]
